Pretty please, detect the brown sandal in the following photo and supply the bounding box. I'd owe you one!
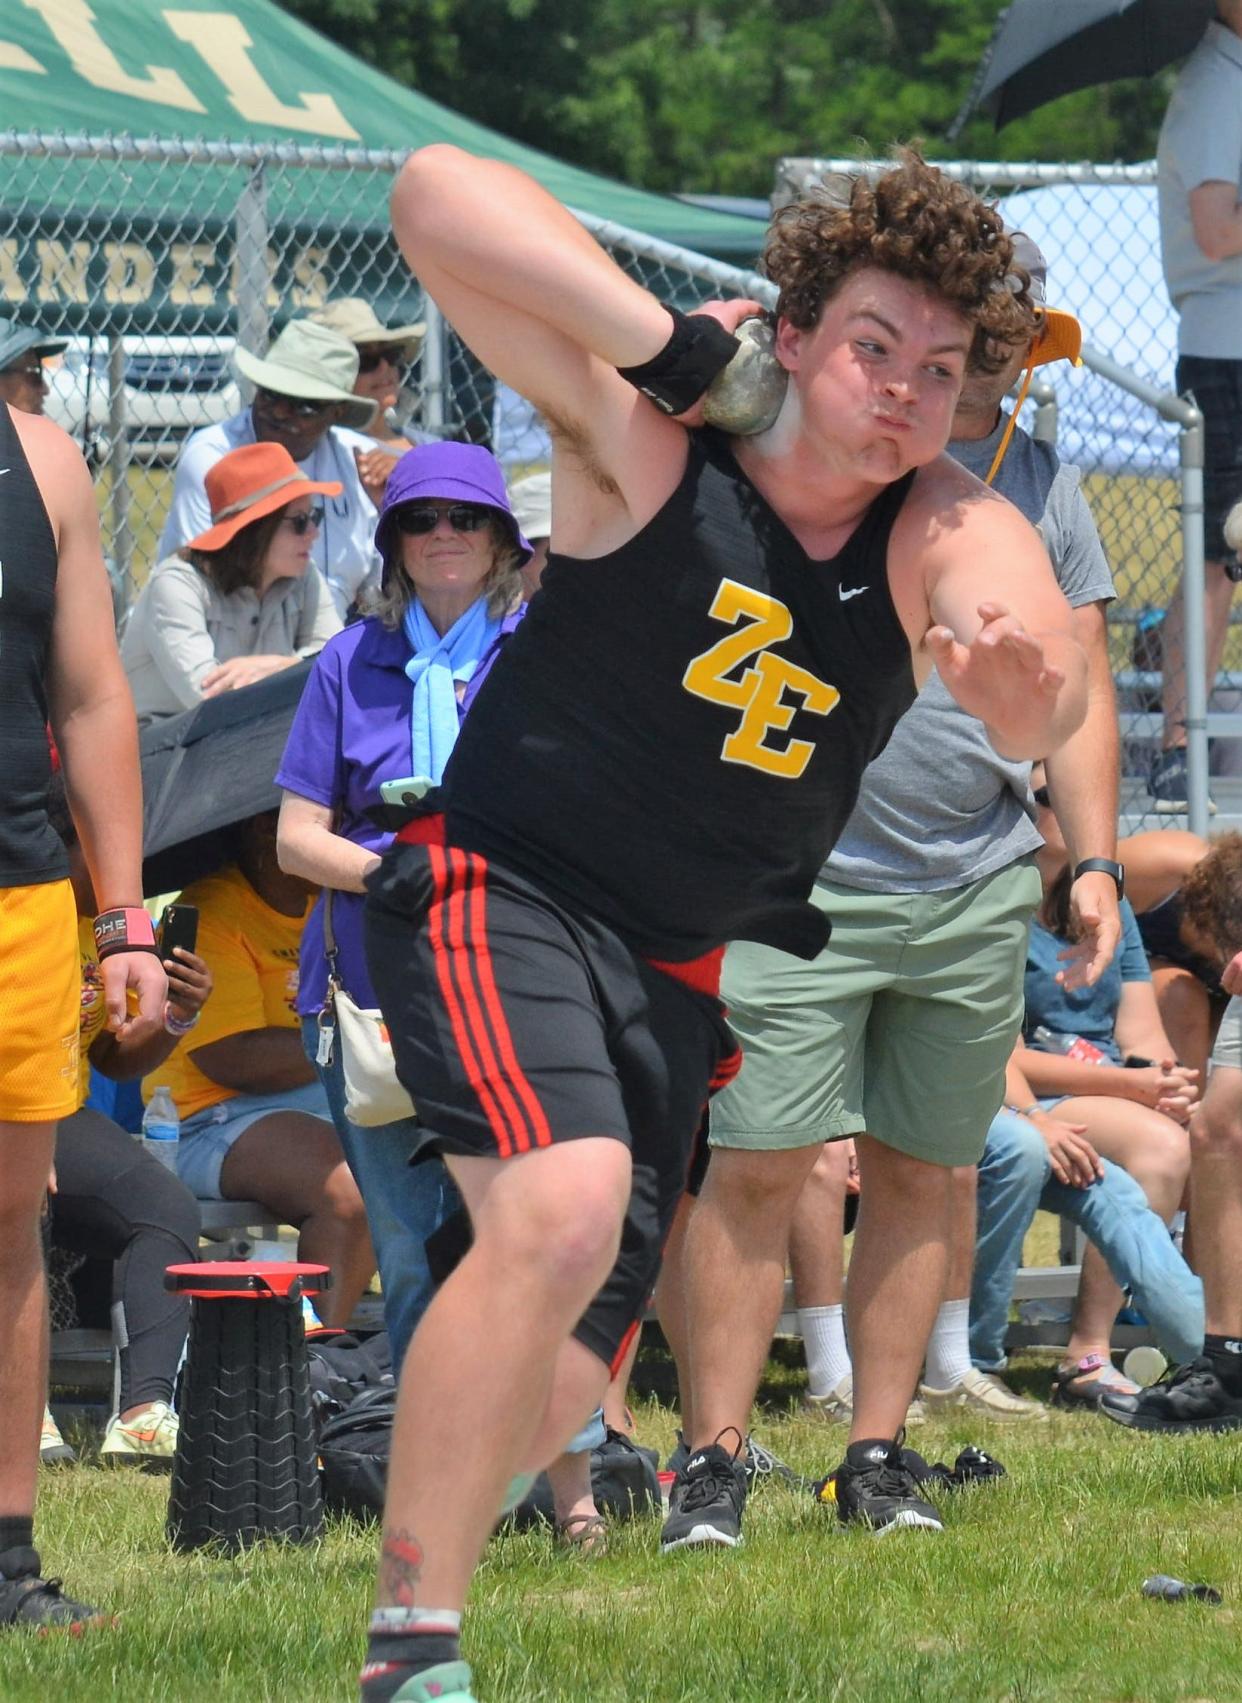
[554,1512,609,1557]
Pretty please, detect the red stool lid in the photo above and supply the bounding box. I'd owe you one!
[164,1260,333,1300]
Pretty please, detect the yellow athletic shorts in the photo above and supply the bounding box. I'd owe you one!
[0,880,81,1124]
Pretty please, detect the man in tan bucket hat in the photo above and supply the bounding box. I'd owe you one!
[158,319,383,617]
[310,297,428,503]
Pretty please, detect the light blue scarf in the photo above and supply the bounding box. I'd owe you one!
[402,595,503,785]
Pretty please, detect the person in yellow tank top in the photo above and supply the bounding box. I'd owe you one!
[146,811,375,1328]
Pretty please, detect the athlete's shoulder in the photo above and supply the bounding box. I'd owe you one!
[7,405,88,478]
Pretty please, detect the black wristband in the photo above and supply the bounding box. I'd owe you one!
[617,308,740,417]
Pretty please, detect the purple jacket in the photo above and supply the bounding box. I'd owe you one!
[276,606,523,1015]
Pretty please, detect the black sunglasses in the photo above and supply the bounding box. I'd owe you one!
[1032,785,1051,808]
[395,504,490,536]
[356,346,403,375]
[256,388,335,420]
[283,506,324,535]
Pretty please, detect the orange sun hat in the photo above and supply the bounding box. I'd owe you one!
[186,442,342,553]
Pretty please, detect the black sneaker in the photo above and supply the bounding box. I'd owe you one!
[816,1439,944,1536]
[0,1571,111,1631]
[1101,1357,1242,1434]
[659,1435,747,1551]
[1147,748,1216,816]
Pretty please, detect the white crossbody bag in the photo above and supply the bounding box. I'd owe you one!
[317,889,416,1128]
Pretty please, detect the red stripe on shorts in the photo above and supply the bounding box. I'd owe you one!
[462,852,553,1151]
[427,843,514,1159]
[444,848,543,1157]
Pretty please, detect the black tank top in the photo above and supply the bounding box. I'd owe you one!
[442,428,917,959]
[0,403,67,885]
[1136,888,1222,994]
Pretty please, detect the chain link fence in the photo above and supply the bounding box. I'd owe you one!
[2,135,1218,825]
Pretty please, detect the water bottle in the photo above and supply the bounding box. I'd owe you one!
[142,1085,181,1172]
[1031,1025,1108,1065]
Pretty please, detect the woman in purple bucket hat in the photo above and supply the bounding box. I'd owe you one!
[274,443,610,1545]
[274,442,528,1361]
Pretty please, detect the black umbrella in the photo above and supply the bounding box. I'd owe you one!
[139,660,312,896]
[951,0,1215,135]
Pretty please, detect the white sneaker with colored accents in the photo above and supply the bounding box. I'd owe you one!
[100,1400,179,1462]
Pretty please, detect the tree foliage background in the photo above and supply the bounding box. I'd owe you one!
[281,0,1173,194]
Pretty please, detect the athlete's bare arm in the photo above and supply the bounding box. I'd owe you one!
[391,145,690,553]
[888,458,1087,760]
[16,408,166,1030]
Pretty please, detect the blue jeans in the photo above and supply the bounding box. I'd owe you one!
[970,1108,1204,1371]
[300,1014,461,1374]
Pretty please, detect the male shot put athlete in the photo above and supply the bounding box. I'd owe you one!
[356,149,1088,1703]
[0,401,165,1627]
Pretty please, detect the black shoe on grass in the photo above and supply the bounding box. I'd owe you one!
[1101,1357,1242,1434]
[816,1438,944,1535]
[660,1433,747,1551]
[0,1572,111,1632]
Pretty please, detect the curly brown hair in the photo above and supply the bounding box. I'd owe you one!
[763,151,1036,375]
[1179,831,1242,962]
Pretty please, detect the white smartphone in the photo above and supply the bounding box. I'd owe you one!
[379,776,434,809]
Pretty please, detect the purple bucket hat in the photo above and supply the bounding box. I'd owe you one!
[376,442,532,577]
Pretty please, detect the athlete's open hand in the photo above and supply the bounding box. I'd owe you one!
[103,949,167,1035]
[927,602,1067,756]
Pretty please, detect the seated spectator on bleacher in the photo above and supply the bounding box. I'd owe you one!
[157,320,381,617]
[309,297,428,505]
[122,443,342,726]
[41,774,208,1467]
[0,316,67,417]
[1128,828,1242,1082]
[970,1050,1203,1401]
[146,811,374,1329]
[1016,776,1199,1407]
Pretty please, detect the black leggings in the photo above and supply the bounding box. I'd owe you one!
[52,1108,201,1412]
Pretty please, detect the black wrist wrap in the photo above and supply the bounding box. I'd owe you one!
[617,308,740,416]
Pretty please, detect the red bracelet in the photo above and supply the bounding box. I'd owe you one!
[93,907,160,961]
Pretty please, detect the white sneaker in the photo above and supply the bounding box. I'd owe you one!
[800,1374,854,1422]
[918,1367,1047,1421]
[100,1400,179,1463]
[800,1375,927,1426]
[40,1408,76,1466]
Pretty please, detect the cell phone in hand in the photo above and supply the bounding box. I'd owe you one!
[159,903,199,960]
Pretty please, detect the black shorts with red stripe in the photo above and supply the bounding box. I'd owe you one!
[364,840,739,1368]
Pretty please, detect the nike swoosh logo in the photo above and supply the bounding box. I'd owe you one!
[0,468,9,476]
[838,584,868,601]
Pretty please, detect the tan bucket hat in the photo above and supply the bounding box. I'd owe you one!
[234,320,378,431]
[310,296,426,363]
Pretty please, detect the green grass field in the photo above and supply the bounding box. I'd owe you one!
[9,1337,1242,1703]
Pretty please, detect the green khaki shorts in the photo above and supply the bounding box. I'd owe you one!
[710,858,1042,1169]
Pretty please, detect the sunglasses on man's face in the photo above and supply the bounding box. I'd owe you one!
[395,504,490,537]
[257,388,335,420]
[1032,785,1051,809]
[356,345,403,375]
[3,363,46,383]
[282,506,324,535]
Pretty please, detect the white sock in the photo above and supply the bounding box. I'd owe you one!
[799,1303,851,1396]
[923,1298,973,1391]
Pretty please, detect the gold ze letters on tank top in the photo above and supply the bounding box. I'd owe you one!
[682,579,839,778]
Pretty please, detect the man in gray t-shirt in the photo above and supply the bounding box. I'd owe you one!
[662,238,1122,1544]
[1152,4,1242,809]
